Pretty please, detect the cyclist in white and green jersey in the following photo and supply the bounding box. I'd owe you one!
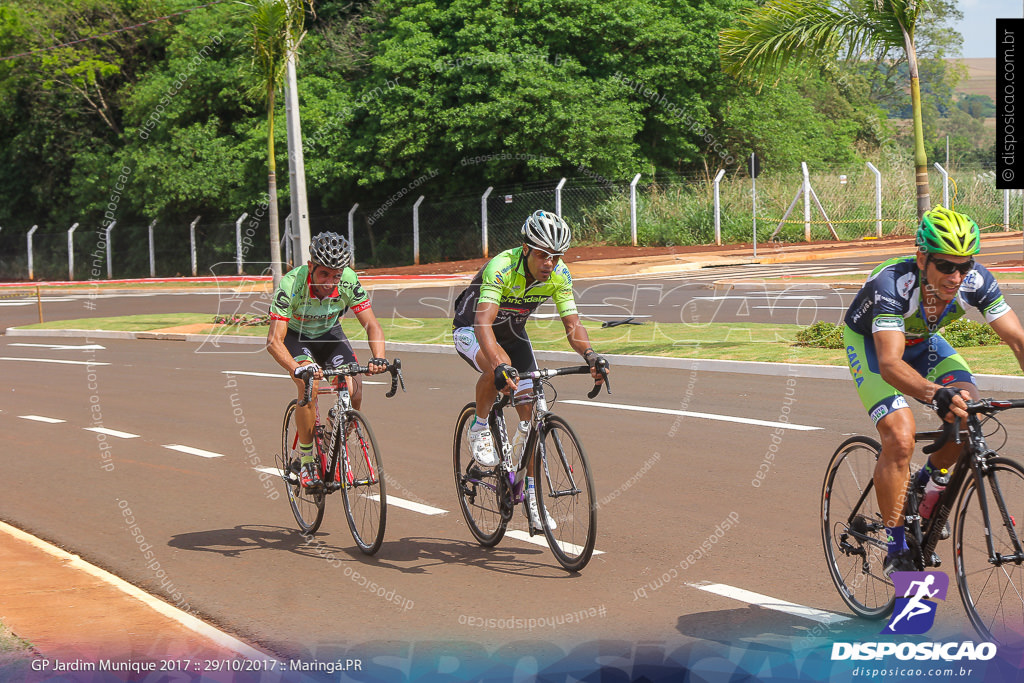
[842,207,1024,574]
[452,210,609,531]
[267,232,388,490]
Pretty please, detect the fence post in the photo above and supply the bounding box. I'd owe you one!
[630,173,642,247]
[801,162,811,241]
[866,162,882,238]
[26,225,39,280]
[67,222,80,281]
[148,219,157,278]
[348,203,358,265]
[105,221,116,279]
[235,212,249,276]
[1005,190,1011,232]
[189,216,201,277]
[933,162,949,208]
[712,170,725,246]
[413,195,425,265]
[555,177,566,217]
[481,187,493,258]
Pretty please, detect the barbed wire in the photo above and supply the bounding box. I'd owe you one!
[0,1,228,63]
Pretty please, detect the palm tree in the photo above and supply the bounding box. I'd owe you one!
[720,0,931,219]
[240,0,309,288]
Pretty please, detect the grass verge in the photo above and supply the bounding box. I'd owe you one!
[14,315,1024,376]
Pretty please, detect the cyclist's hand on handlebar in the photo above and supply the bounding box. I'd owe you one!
[584,349,609,383]
[932,385,969,422]
[294,363,322,380]
[493,363,519,394]
[366,357,389,375]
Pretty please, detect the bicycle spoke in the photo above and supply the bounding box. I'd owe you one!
[453,403,507,546]
[535,416,596,572]
[340,411,386,555]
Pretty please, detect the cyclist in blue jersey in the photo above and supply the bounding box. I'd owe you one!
[267,232,388,490]
[452,210,609,530]
[842,206,1024,574]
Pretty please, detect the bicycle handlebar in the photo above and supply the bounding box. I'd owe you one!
[517,363,610,399]
[297,358,405,406]
[921,398,1024,454]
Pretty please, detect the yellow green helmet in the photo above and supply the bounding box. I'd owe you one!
[915,206,980,256]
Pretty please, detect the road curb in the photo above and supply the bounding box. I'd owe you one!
[9,327,1024,390]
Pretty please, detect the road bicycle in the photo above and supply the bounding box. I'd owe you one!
[822,398,1024,647]
[453,364,608,572]
[277,360,405,554]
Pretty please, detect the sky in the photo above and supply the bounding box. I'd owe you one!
[957,0,1013,58]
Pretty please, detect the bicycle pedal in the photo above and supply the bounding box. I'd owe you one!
[929,552,941,567]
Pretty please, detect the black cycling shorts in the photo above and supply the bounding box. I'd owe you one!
[283,324,358,370]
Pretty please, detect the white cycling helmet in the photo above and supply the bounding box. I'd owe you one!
[309,231,352,270]
[521,210,571,253]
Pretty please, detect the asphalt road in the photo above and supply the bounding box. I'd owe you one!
[2,332,1020,665]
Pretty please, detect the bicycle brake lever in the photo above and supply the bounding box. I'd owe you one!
[385,358,405,398]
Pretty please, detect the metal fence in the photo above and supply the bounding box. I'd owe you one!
[2,163,1019,281]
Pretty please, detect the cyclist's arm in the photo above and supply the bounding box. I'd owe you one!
[353,305,387,374]
[874,329,967,420]
[989,310,1024,373]
[473,302,513,373]
[267,318,304,375]
[561,313,606,381]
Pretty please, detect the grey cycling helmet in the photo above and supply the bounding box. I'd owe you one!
[309,231,352,269]
[521,210,571,253]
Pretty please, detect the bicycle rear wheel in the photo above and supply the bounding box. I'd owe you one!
[340,411,387,555]
[453,403,507,546]
[821,435,894,619]
[534,415,596,572]
[279,399,325,535]
[954,457,1024,648]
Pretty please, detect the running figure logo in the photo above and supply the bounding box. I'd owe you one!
[884,571,949,634]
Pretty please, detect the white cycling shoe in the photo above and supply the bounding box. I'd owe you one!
[526,488,557,530]
[468,426,499,467]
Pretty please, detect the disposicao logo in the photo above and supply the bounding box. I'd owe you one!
[884,571,947,635]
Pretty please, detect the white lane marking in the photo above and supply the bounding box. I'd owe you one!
[752,306,849,310]
[0,357,109,366]
[0,519,276,661]
[687,581,850,625]
[563,400,821,431]
[369,495,446,516]
[222,370,385,385]
[505,530,605,556]
[223,370,286,378]
[163,444,225,458]
[533,313,653,319]
[0,302,33,307]
[84,427,140,439]
[254,466,285,477]
[9,343,106,351]
[18,415,65,423]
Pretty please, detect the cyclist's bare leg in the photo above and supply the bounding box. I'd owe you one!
[291,365,319,446]
[349,375,363,411]
[875,408,917,528]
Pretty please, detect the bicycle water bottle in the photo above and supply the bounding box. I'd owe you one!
[918,467,950,520]
[511,421,529,467]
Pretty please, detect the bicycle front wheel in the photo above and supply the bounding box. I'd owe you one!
[821,435,894,619]
[954,457,1024,648]
[339,411,386,555]
[279,399,325,535]
[535,415,596,572]
[453,403,507,546]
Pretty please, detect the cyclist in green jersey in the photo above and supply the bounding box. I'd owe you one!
[267,232,388,490]
[452,210,609,530]
[842,207,1024,574]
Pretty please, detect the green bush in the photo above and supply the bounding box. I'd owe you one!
[795,321,846,349]
[940,318,1003,347]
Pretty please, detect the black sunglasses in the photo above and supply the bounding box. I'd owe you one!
[929,256,974,276]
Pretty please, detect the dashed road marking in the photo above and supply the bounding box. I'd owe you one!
[563,400,820,431]
[687,581,850,625]
[505,530,605,556]
[18,415,65,424]
[163,444,225,458]
[84,427,139,439]
[0,357,109,366]
[369,495,446,516]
